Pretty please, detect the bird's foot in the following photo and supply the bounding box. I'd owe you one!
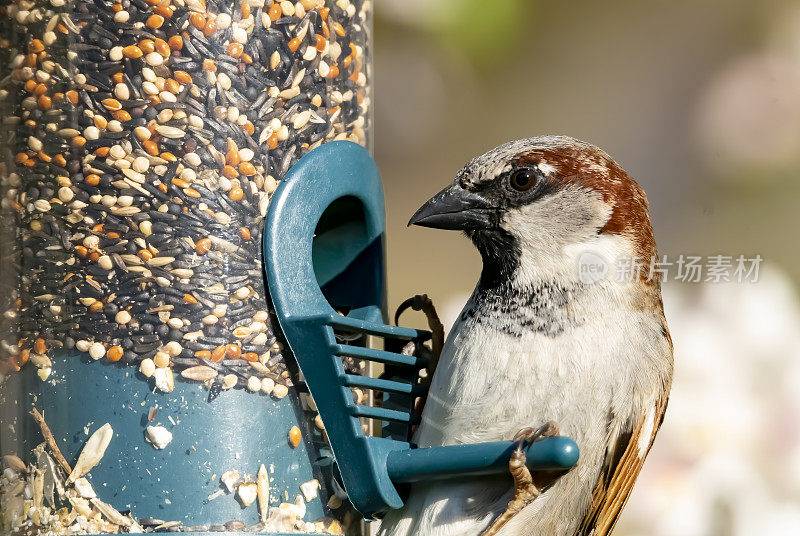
[394,294,445,368]
[480,421,560,536]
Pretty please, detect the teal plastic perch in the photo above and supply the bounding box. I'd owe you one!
[263,141,579,519]
[386,437,579,484]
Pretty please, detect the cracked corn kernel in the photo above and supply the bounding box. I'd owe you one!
[195,237,211,254]
[106,346,123,362]
[288,426,301,447]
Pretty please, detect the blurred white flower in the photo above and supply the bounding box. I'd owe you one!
[619,267,800,535]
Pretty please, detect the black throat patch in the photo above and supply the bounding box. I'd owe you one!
[462,229,585,337]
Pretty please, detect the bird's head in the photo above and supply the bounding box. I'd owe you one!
[409,136,657,286]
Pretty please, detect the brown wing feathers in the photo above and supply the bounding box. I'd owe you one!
[576,393,669,536]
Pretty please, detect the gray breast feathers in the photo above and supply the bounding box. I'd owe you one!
[460,281,586,338]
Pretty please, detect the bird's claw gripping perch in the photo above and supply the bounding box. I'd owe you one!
[512,421,560,453]
[480,421,560,536]
[394,293,445,370]
[393,294,445,435]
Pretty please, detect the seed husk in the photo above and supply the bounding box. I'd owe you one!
[181,365,218,382]
[258,464,270,523]
[68,423,113,484]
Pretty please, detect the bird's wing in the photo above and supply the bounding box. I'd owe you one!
[575,390,669,536]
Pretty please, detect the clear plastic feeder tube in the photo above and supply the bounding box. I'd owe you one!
[0,0,371,533]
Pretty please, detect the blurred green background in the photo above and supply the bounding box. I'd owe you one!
[372,1,800,534]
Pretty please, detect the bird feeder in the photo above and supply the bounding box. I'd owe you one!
[0,1,577,534]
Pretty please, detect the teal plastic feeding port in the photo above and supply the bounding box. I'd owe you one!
[263,141,580,519]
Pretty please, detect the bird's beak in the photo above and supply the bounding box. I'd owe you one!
[408,183,494,230]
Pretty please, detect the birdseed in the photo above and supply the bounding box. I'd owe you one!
[0,0,371,393]
[0,0,371,531]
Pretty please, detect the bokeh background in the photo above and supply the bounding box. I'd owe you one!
[372,0,800,534]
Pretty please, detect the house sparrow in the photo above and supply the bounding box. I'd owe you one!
[378,136,673,536]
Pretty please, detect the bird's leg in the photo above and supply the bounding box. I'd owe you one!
[480,421,560,536]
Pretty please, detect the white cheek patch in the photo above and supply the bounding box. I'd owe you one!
[564,232,631,268]
[500,192,613,285]
[563,232,636,288]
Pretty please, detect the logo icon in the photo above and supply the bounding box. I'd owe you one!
[576,250,609,284]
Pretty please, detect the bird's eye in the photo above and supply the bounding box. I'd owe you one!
[509,169,536,191]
